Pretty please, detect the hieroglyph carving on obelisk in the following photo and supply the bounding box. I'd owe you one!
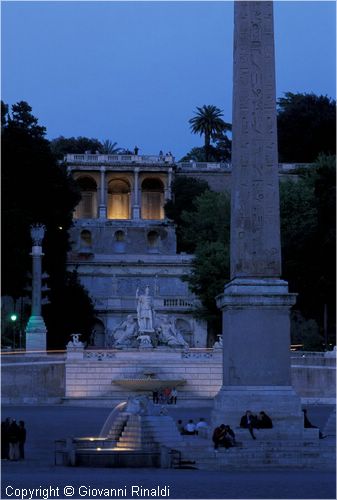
[231,1,281,279]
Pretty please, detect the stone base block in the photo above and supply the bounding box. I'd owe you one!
[25,315,47,352]
[98,205,107,218]
[212,385,304,435]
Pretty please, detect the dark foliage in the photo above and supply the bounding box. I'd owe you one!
[50,136,103,160]
[164,176,210,253]
[1,101,96,348]
[277,92,336,162]
[280,155,336,348]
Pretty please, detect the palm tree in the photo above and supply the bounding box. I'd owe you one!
[101,140,121,154]
[189,105,231,161]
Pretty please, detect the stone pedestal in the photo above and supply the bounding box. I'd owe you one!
[212,278,303,431]
[98,205,107,219]
[132,205,140,219]
[25,315,47,352]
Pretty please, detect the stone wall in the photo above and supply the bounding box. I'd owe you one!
[64,349,335,405]
[1,355,65,404]
[290,353,336,401]
[1,351,335,405]
[65,349,222,404]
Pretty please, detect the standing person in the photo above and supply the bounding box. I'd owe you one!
[8,419,20,461]
[152,390,159,404]
[171,387,178,405]
[163,386,172,404]
[18,421,26,460]
[134,146,139,155]
[1,418,11,460]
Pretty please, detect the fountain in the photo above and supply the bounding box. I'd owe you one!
[113,368,186,392]
[55,395,185,468]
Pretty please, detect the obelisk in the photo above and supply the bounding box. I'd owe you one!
[213,1,302,432]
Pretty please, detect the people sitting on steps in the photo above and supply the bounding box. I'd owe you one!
[212,424,236,450]
[256,411,273,429]
[184,419,196,435]
[302,409,326,439]
[195,418,209,437]
[240,410,258,440]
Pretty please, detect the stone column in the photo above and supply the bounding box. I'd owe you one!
[212,1,302,433]
[132,167,140,219]
[165,168,173,200]
[98,167,107,218]
[25,224,47,352]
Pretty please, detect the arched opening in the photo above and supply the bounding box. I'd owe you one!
[90,319,105,347]
[74,177,98,219]
[108,179,130,219]
[147,230,159,252]
[114,230,126,253]
[141,178,164,220]
[80,230,92,247]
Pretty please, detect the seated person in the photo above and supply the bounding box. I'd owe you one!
[302,409,325,439]
[176,419,185,435]
[240,410,258,440]
[184,419,196,435]
[212,424,233,450]
[224,425,237,446]
[256,411,273,429]
[195,418,209,436]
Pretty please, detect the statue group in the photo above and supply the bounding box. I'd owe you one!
[107,286,188,349]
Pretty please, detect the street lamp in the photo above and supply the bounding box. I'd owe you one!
[10,313,18,349]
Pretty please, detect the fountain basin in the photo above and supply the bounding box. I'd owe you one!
[112,378,186,391]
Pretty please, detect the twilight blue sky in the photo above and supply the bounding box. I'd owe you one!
[2,1,336,159]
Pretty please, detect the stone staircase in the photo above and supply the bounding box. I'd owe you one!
[178,428,336,470]
[104,413,129,441]
[323,407,336,436]
[115,414,184,452]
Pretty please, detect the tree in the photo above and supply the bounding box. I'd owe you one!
[280,154,336,349]
[50,136,103,160]
[164,176,210,253]
[1,101,96,348]
[180,191,231,344]
[179,147,209,162]
[277,92,336,162]
[100,140,121,154]
[44,271,95,349]
[179,134,231,163]
[189,105,231,161]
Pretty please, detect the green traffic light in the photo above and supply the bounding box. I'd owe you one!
[10,314,17,322]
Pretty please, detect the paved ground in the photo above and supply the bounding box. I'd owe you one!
[1,404,335,500]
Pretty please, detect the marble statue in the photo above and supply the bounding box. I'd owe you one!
[137,334,152,348]
[213,335,223,349]
[67,333,84,348]
[157,315,188,348]
[113,315,137,347]
[125,395,151,415]
[136,285,155,332]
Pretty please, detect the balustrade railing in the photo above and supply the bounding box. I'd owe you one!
[162,298,194,308]
[65,154,175,164]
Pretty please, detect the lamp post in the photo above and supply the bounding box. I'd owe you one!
[10,313,17,349]
[25,224,48,352]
